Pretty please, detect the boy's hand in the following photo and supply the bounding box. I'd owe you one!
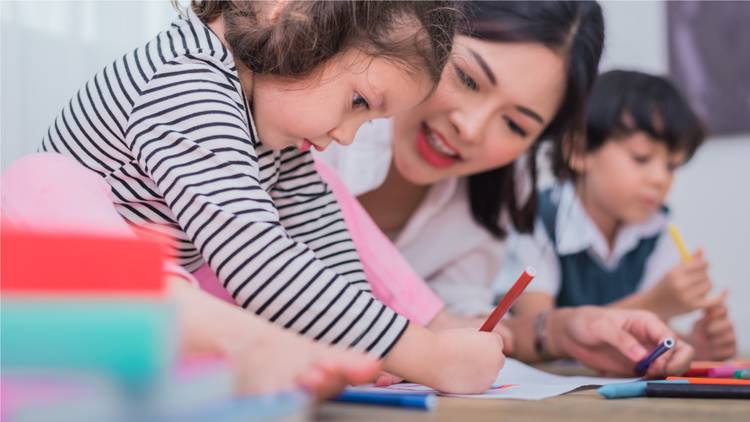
[646,249,715,319]
[688,290,736,361]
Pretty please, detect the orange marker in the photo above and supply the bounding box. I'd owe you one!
[666,377,750,386]
[480,267,535,332]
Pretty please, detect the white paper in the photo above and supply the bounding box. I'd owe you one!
[348,358,637,400]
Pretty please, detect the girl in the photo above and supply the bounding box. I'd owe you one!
[318,2,694,375]
[497,70,736,361]
[29,0,505,393]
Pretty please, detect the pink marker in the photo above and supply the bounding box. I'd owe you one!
[708,366,746,378]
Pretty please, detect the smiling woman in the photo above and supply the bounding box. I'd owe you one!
[318,0,604,317]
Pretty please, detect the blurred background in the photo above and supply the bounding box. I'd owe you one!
[2,1,749,354]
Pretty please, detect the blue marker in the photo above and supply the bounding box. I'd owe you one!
[598,380,688,399]
[333,390,437,411]
[634,337,675,376]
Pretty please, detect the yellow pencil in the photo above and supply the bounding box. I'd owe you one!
[668,223,692,263]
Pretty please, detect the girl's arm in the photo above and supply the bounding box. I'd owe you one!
[312,157,445,326]
[127,63,506,394]
[126,64,407,358]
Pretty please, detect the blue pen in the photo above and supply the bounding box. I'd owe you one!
[634,337,675,376]
[598,380,688,399]
[333,390,437,411]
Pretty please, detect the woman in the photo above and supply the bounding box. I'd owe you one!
[318,1,694,375]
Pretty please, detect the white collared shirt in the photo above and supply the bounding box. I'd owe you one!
[494,181,679,298]
[317,119,503,316]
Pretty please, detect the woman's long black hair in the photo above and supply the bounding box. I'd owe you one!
[460,1,604,238]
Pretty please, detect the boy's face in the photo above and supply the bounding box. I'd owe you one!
[577,132,687,225]
[251,49,432,152]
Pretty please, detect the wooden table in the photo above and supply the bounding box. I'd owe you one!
[315,363,750,422]
[316,389,749,422]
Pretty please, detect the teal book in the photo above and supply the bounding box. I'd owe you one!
[1,299,176,387]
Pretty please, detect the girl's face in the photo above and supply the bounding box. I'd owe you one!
[576,133,686,225]
[391,36,566,185]
[252,49,432,152]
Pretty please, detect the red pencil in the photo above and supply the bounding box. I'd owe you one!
[480,267,536,332]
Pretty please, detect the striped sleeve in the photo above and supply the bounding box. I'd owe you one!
[125,61,408,357]
[272,149,371,287]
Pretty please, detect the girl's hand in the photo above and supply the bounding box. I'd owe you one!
[427,310,515,354]
[646,249,715,319]
[688,291,736,361]
[381,324,504,395]
[169,277,380,400]
[374,371,404,387]
[429,328,505,394]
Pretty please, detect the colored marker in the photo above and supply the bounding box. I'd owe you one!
[480,267,535,332]
[707,366,745,378]
[634,337,675,376]
[334,390,437,411]
[645,382,750,399]
[598,380,686,399]
[666,377,750,385]
[736,369,750,380]
[667,223,691,263]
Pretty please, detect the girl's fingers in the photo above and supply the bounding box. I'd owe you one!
[494,323,515,354]
[374,372,402,387]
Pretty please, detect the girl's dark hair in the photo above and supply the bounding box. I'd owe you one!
[186,0,459,88]
[460,1,604,238]
[556,69,705,178]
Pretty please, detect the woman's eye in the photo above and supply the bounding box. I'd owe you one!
[631,154,651,164]
[503,116,528,138]
[454,65,478,91]
[352,92,370,110]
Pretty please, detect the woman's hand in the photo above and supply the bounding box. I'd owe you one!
[545,307,694,377]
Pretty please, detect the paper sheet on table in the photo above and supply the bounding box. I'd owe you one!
[349,358,637,400]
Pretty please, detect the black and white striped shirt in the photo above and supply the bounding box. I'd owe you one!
[41,10,408,357]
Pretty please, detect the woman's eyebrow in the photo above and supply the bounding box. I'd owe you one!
[466,47,544,125]
[467,48,496,86]
[517,106,544,125]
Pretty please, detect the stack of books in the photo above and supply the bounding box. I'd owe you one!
[1,230,309,422]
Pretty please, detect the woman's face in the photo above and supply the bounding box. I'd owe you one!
[391,36,567,185]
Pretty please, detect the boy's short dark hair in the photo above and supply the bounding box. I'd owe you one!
[555,69,705,178]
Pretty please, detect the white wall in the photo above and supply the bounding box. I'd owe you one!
[2,1,748,353]
[1,0,174,168]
